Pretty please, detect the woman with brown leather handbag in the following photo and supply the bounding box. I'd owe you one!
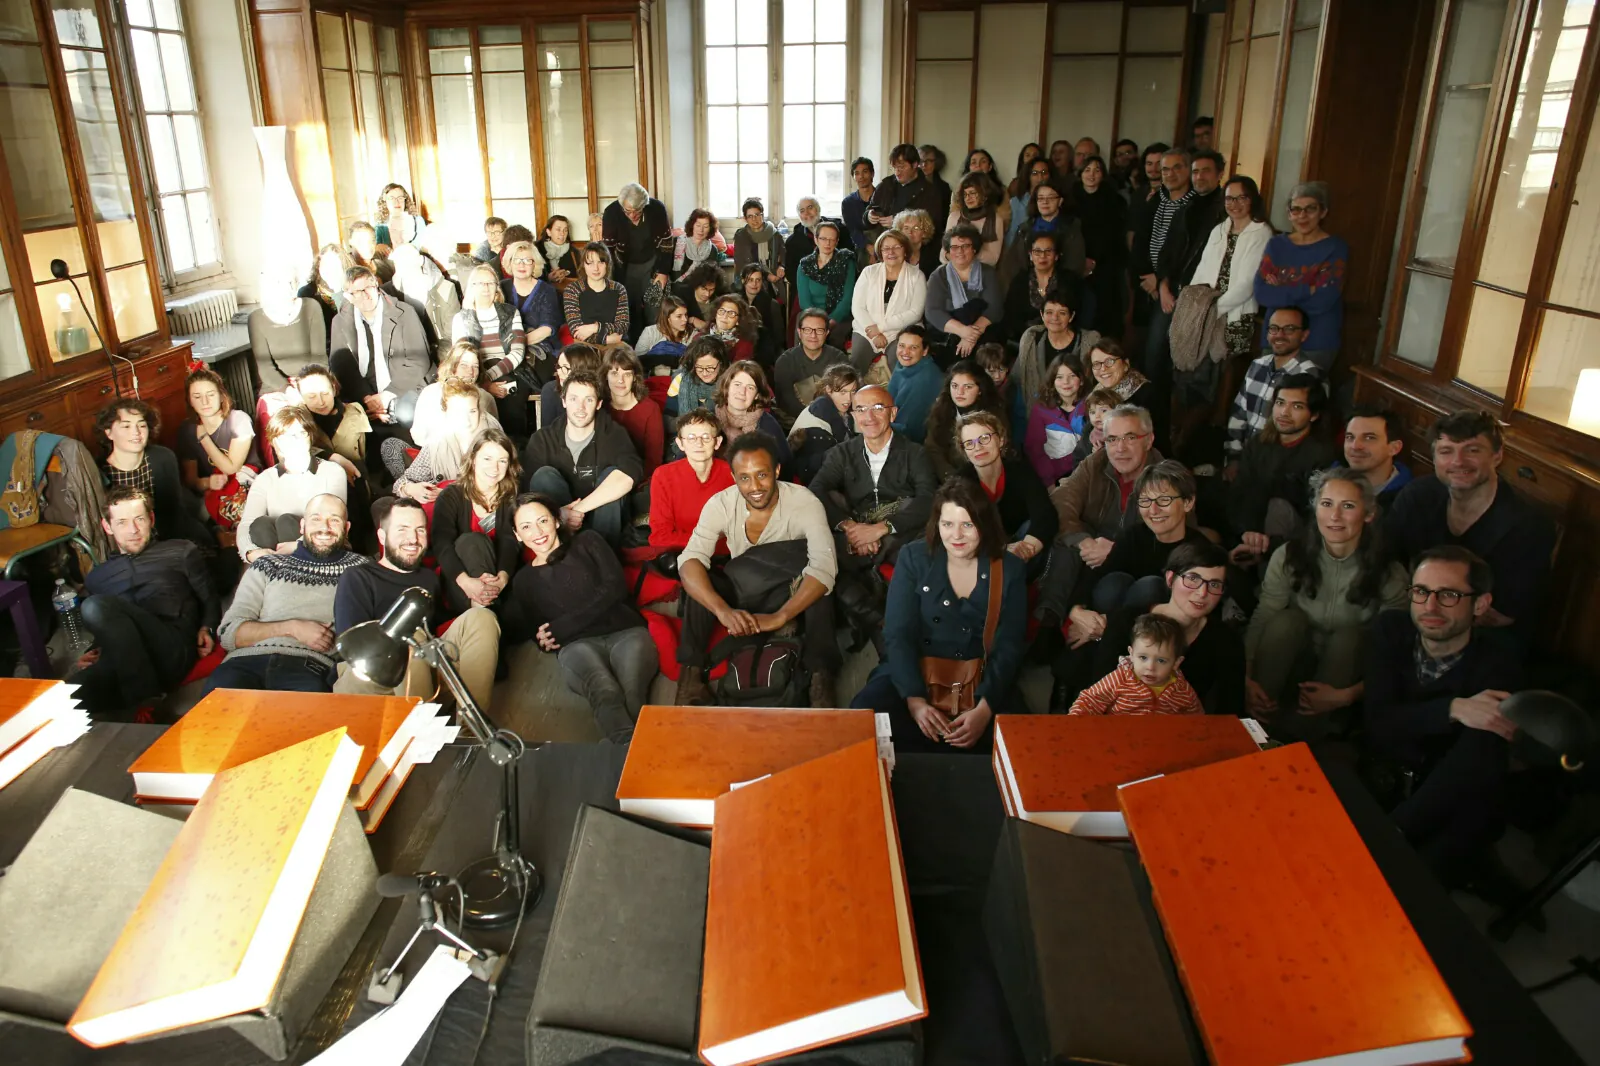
[850,476,1030,753]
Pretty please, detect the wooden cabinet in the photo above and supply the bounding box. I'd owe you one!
[0,341,195,453]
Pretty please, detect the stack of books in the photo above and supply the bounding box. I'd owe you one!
[127,690,458,831]
[0,678,90,790]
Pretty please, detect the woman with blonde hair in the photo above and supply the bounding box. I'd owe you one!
[408,340,502,452]
[392,379,495,503]
[850,229,928,379]
[894,207,939,278]
[297,242,351,350]
[452,262,529,437]
[374,183,422,247]
[501,239,561,383]
[431,427,523,616]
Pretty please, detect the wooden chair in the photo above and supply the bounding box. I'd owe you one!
[0,523,95,581]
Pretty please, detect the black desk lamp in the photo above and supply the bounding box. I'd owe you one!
[50,258,138,397]
[336,586,542,926]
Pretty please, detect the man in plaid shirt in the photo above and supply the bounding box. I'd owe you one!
[1224,306,1326,463]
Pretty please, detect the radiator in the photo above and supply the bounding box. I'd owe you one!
[165,289,238,334]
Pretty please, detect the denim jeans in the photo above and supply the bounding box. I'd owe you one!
[526,465,627,548]
[557,627,658,743]
[1090,572,1168,614]
[203,652,336,694]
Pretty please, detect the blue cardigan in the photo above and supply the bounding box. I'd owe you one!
[876,539,1028,706]
[887,356,943,443]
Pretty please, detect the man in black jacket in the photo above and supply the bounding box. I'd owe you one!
[69,487,218,719]
[809,383,939,639]
[1363,547,1522,886]
[602,182,674,342]
[333,496,499,708]
[1226,374,1337,564]
[522,371,643,548]
[868,144,946,243]
[328,264,435,468]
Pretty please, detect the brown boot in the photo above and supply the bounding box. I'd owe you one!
[808,670,837,709]
[675,667,711,706]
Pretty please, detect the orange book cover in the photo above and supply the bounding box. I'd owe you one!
[992,714,1259,837]
[128,689,424,806]
[68,727,361,1048]
[1118,743,1472,1066]
[0,678,75,752]
[616,705,877,827]
[699,739,925,1066]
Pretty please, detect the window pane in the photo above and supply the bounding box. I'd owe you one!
[784,162,814,208]
[316,12,347,69]
[24,225,85,282]
[379,25,400,74]
[429,44,472,76]
[323,69,365,224]
[1234,35,1280,183]
[129,29,165,111]
[815,161,845,217]
[98,218,142,267]
[736,0,766,44]
[187,191,215,265]
[51,0,101,48]
[124,0,152,29]
[787,0,814,43]
[814,43,845,102]
[481,44,523,72]
[739,161,768,209]
[539,70,587,198]
[349,20,374,72]
[1524,309,1600,435]
[737,45,768,104]
[492,199,537,227]
[383,75,411,190]
[157,35,192,111]
[589,21,634,67]
[1549,100,1600,311]
[1253,0,1285,34]
[1126,6,1185,52]
[1478,0,1589,293]
[739,104,768,162]
[107,263,156,340]
[1216,40,1245,160]
[172,112,206,190]
[358,71,385,198]
[1269,25,1322,229]
[1413,89,1494,267]
[62,51,136,222]
[146,113,179,192]
[548,198,590,230]
[0,295,28,382]
[709,163,740,220]
[592,68,639,197]
[35,276,101,360]
[1457,285,1522,395]
[705,0,735,46]
[707,105,738,161]
[151,0,178,31]
[815,0,846,42]
[707,53,737,104]
[1049,56,1117,150]
[432,73,485,224]
[427,28,469,48]
[1395,271,1453,368]
[1054,2,1122,53]
[161,195,192,271]
[1119,57,1183,156]
[784,103,813,160]
[815,103,844,160]
[784,44,813,104]
[484,71,534,198]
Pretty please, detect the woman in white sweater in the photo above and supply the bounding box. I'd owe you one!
[849,229,927,383]
[1190,176,1274,360]
[238,405,350,562]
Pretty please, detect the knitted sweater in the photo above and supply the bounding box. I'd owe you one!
[218,545,365,666]
[235,459,350,559]
[1070,657,1202,716]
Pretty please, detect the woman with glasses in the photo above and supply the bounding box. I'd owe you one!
[795,220,858,353]
[1085,340,1156,419]
[924,358,1006,479]
[955,411,1055,579]
[850,229,928,380]
[1023,352,1090,487]
[957,149,1009,222]
[500,239,561,379]
[894,208,940,279]
[1055,541,1244,715]
[1005,232,1076,345]
[925,223,1005,366]
[563,243,630,347]
[373,183,422,248]
[853,476,1029,754]
[947,171,1008,267]
[737,263,786,369]
[453,263,530,439]
[1007,155,1052,244]
[706,291,759,364]
[409,341,501,454]
[1001,179,1085,291]
[666,335,729,423]
[1254,181,1347,372]
[1244,469,1407,732]
[650,409,735,553]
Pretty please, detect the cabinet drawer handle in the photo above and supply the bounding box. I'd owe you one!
[1517,465,1537,482]
[100,384,113,395]
[157,363,172,374]
[26,411,43,424]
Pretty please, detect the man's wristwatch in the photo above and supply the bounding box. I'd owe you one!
[883,520,896,536]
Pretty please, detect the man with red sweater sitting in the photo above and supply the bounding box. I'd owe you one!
[650,409,734,557]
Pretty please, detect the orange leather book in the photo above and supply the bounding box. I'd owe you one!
[127,689,437,808]
[1118,743,1472,1066]
[0,679,89,790]
[616,705,878,827]
[992,714,1260,838]
[68,727,361,1048]
[699,739,925,1066]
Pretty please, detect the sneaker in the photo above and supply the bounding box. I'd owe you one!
[808,670,838,708]
[675,667,711,706]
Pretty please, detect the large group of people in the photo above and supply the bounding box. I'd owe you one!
[61,140,1560,895]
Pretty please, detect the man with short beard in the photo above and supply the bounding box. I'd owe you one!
[1363,546,1522,887]
[333,496,500,707]
[208,493,365,693]
[70,487,219,719]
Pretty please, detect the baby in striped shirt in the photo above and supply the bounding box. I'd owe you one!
[1070,613,1203,716]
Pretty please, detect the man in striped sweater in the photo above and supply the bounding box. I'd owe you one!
[206,493,365,693]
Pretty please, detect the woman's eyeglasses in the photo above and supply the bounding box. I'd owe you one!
[961,433,997,452]
[1179,573,1226,594]
[678,433,716,446]
[1136,494,1182,509]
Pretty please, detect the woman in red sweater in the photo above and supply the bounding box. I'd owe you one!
[649,408,733,554]
[604,346,664,478]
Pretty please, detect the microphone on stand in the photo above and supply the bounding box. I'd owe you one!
[50,258,139,397]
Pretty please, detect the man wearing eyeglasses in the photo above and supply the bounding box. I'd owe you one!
[809,383,939,646]
[1382,411,1555,636]
[1223,305,1326,467]
[329,265,435,449]
[1363,545,1523,887]
[774,309,849,419]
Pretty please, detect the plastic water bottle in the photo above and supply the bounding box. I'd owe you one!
[52,578,87,652]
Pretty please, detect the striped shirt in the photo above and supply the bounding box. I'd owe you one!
[1224,351,1326,456]
[1148,186,1195,266]
[1069,657,1203,716]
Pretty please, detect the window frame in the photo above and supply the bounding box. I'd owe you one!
[1380,0,1600,464]
[695,0,857,229]
[117,0,223,289]
[315,11,413,243]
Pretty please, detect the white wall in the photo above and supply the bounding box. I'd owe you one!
[181,0,263,303]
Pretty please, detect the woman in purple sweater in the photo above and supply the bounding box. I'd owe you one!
[1022,352,1090,489]
[1254,180,1348,372]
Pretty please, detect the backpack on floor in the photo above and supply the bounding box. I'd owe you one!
[709,634,810,708]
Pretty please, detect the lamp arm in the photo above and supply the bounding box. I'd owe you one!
[406,629,497,752]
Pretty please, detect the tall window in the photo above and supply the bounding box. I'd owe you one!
[704,0,849,224]
[124,0,216,281]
